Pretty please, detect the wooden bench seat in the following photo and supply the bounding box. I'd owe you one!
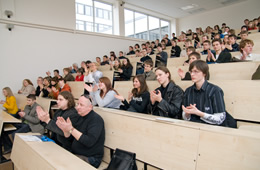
[94,107,260,170]
[114,80,260,129]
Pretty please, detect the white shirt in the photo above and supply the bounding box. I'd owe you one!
[234,53,260,61]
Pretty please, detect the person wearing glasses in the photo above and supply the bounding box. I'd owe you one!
[182,60,236,128]
[84,77,121,109]
[55,94,105,168]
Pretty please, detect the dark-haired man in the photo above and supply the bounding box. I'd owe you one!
[37,91,80,151]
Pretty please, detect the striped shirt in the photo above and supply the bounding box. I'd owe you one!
[182,80,226,125]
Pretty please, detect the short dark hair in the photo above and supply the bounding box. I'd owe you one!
[228,34,237,39]
[188,52,201,60]
[189,60,209,78]
[143,59,153,68]
[27,94,36,100]
[58,77,66,83]
[212,39,222,45]
[103,55,108,59]
[86,60,92,64]
[240,31,248,35]
[203,40,211,45]
[54,69,59,74]
[59,91,75,109]
[157,43,162,48]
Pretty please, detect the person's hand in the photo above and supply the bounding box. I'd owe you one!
[150,91,156,105]
[18,111,25,118]
[182,104,204,117]
[183,62,189,66]
[92,85,99,92]
[56,117,73,132]
[39,84,44,90]
[36,106,50,123]
[178,68,185,79]
[241,50,247,60]
[127,91,133,101]
[114,94,124,101]
[47,87,52,92]
[84,84,93,92]
[46,71,51,77]
[118,68,123,73]
[18,90,22,94]
[0,100,5,104]
[150,90,162,104]
[51,86,58,93]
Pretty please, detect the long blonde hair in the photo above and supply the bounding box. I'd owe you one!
[3,87,14,97]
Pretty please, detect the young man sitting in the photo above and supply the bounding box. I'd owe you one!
[155,43,168,67]
[170,40,181,58]
[127,46,135,55]
[234,39,260,61]
[2,94,45,153]
[52,77,71,99]
[143,60,156,80]
[223,34,239,52]
[206,39,231,63]
[200,40,215,55]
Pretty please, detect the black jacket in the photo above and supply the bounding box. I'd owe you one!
[147,82,183,119]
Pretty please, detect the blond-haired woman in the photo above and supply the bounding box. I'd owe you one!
[0,87,19,116]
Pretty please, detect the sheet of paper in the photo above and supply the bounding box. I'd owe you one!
[18,134,42,142]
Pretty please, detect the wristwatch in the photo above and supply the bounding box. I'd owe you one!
[69,127,74,134]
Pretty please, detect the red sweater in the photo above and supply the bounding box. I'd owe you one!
[53,84,71,99]
[75,75,84,81]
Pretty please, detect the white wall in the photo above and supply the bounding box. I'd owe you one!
[178,0,260,33]
[0,0,143,99]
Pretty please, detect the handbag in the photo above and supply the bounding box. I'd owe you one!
[106,148,137,170]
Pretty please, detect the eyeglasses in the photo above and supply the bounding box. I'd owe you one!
[189,70,201,74]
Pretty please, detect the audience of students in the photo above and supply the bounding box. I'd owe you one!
[52,77,71,99]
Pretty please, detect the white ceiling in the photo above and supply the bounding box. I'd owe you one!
[122,0,247,18]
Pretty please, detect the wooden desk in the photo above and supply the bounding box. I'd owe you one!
[94,107,260,170]
[11,134,96,170]
[0,111,21,135]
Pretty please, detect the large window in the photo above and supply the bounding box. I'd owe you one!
[76,0,113,34]
[124,9,170,40]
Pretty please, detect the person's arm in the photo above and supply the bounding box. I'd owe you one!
[73,118,104,148]
[121,67,133,79]
[175,46,181,57]
[129,92,150,113]
[160,52,168,63]
[23,105,41,124]
[93,90,117,107]
[3,96,16,110]
[157,86,183,118]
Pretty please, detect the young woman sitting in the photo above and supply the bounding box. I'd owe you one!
[84,77,121,109]
[115,75,150,113]
[147,67,183,118]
